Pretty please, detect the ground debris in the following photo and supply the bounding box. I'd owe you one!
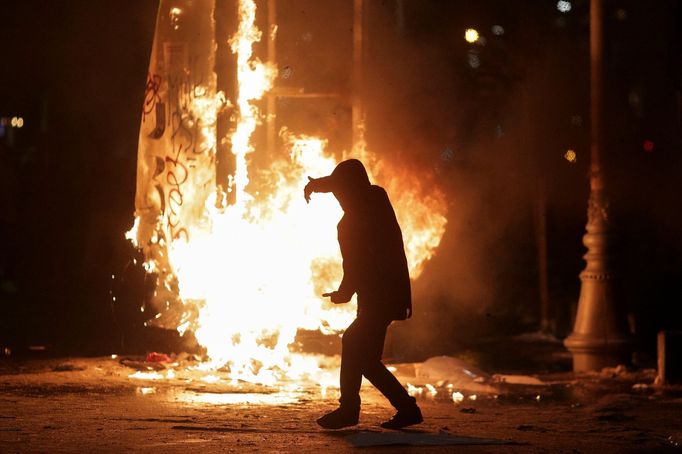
[121,358,166,371]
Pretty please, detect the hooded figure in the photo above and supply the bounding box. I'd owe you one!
[305,159,423,430]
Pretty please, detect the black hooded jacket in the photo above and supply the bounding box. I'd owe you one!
[307,159,412,320]
[336,184,412,321]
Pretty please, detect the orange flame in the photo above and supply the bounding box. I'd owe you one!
[128,0,447,387]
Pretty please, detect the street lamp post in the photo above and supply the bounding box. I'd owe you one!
[563,0,632,371]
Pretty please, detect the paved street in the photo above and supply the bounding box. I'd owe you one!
[1,357,681,452]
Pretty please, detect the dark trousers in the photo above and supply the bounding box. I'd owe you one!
[339,315,413,410]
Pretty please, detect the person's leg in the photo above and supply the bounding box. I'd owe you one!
[339,318,362,409]
[358,317,415,411]
[317,318,362,429]
[357,316,423,429]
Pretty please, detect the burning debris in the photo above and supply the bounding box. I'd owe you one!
[126,0,447,385]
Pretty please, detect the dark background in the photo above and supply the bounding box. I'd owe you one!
[0,0,680,363]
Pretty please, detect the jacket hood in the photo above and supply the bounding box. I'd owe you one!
[312,159,371,195]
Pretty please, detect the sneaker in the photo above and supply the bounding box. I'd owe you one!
[380,405,423,429]
[316,407,360,429]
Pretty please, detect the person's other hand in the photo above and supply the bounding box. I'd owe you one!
[304,176,316,203]
[322,291,349,304]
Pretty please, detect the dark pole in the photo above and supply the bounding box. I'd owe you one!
[563,0,632,371]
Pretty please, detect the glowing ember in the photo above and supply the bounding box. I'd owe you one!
[127,0,447,387]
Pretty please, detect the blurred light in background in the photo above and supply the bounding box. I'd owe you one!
[467,51,481,68]
[169,7,182,30]
[643,140,654,153]
[491,25,504,36]
[557,1,572,13]
[564,149,577,163]
[440,147,454,162]
[570,115,583,126]
[464,28,480,43]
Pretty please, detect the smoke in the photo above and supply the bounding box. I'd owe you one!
[355,1,576,359]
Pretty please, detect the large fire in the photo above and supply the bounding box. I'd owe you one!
[127,0,447,387]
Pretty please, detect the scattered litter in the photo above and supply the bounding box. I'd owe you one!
[121,359,166,371]
[146,352,172,363]
[494,374,545,386]
[415,356,497,394]
[667,433,682,447]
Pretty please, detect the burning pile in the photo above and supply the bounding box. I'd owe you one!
[127,0,447,386]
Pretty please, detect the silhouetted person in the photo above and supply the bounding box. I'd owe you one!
[304,159,423,430]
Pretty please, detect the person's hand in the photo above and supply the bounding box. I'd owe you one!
[304,176,316,203]
[322,291,349,304]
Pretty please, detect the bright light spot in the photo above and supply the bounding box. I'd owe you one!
[138,387,156,395]
[465,28,480,43]
[469,394,477,401]
[166,369,176,379]
[557,1,572,13]
[387,366,397,372]
[452,391,464,404]
[536,394,541,401]
[643,140,654,153]
[425,383,438,397]
[201,374,221,383]
[169,7,182,30]
[16,117,24,128]
[111,354,118,359]
[407,383,424,397]
[564,149,577,163]
[492,25,504,36]
[129,371,164,380]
